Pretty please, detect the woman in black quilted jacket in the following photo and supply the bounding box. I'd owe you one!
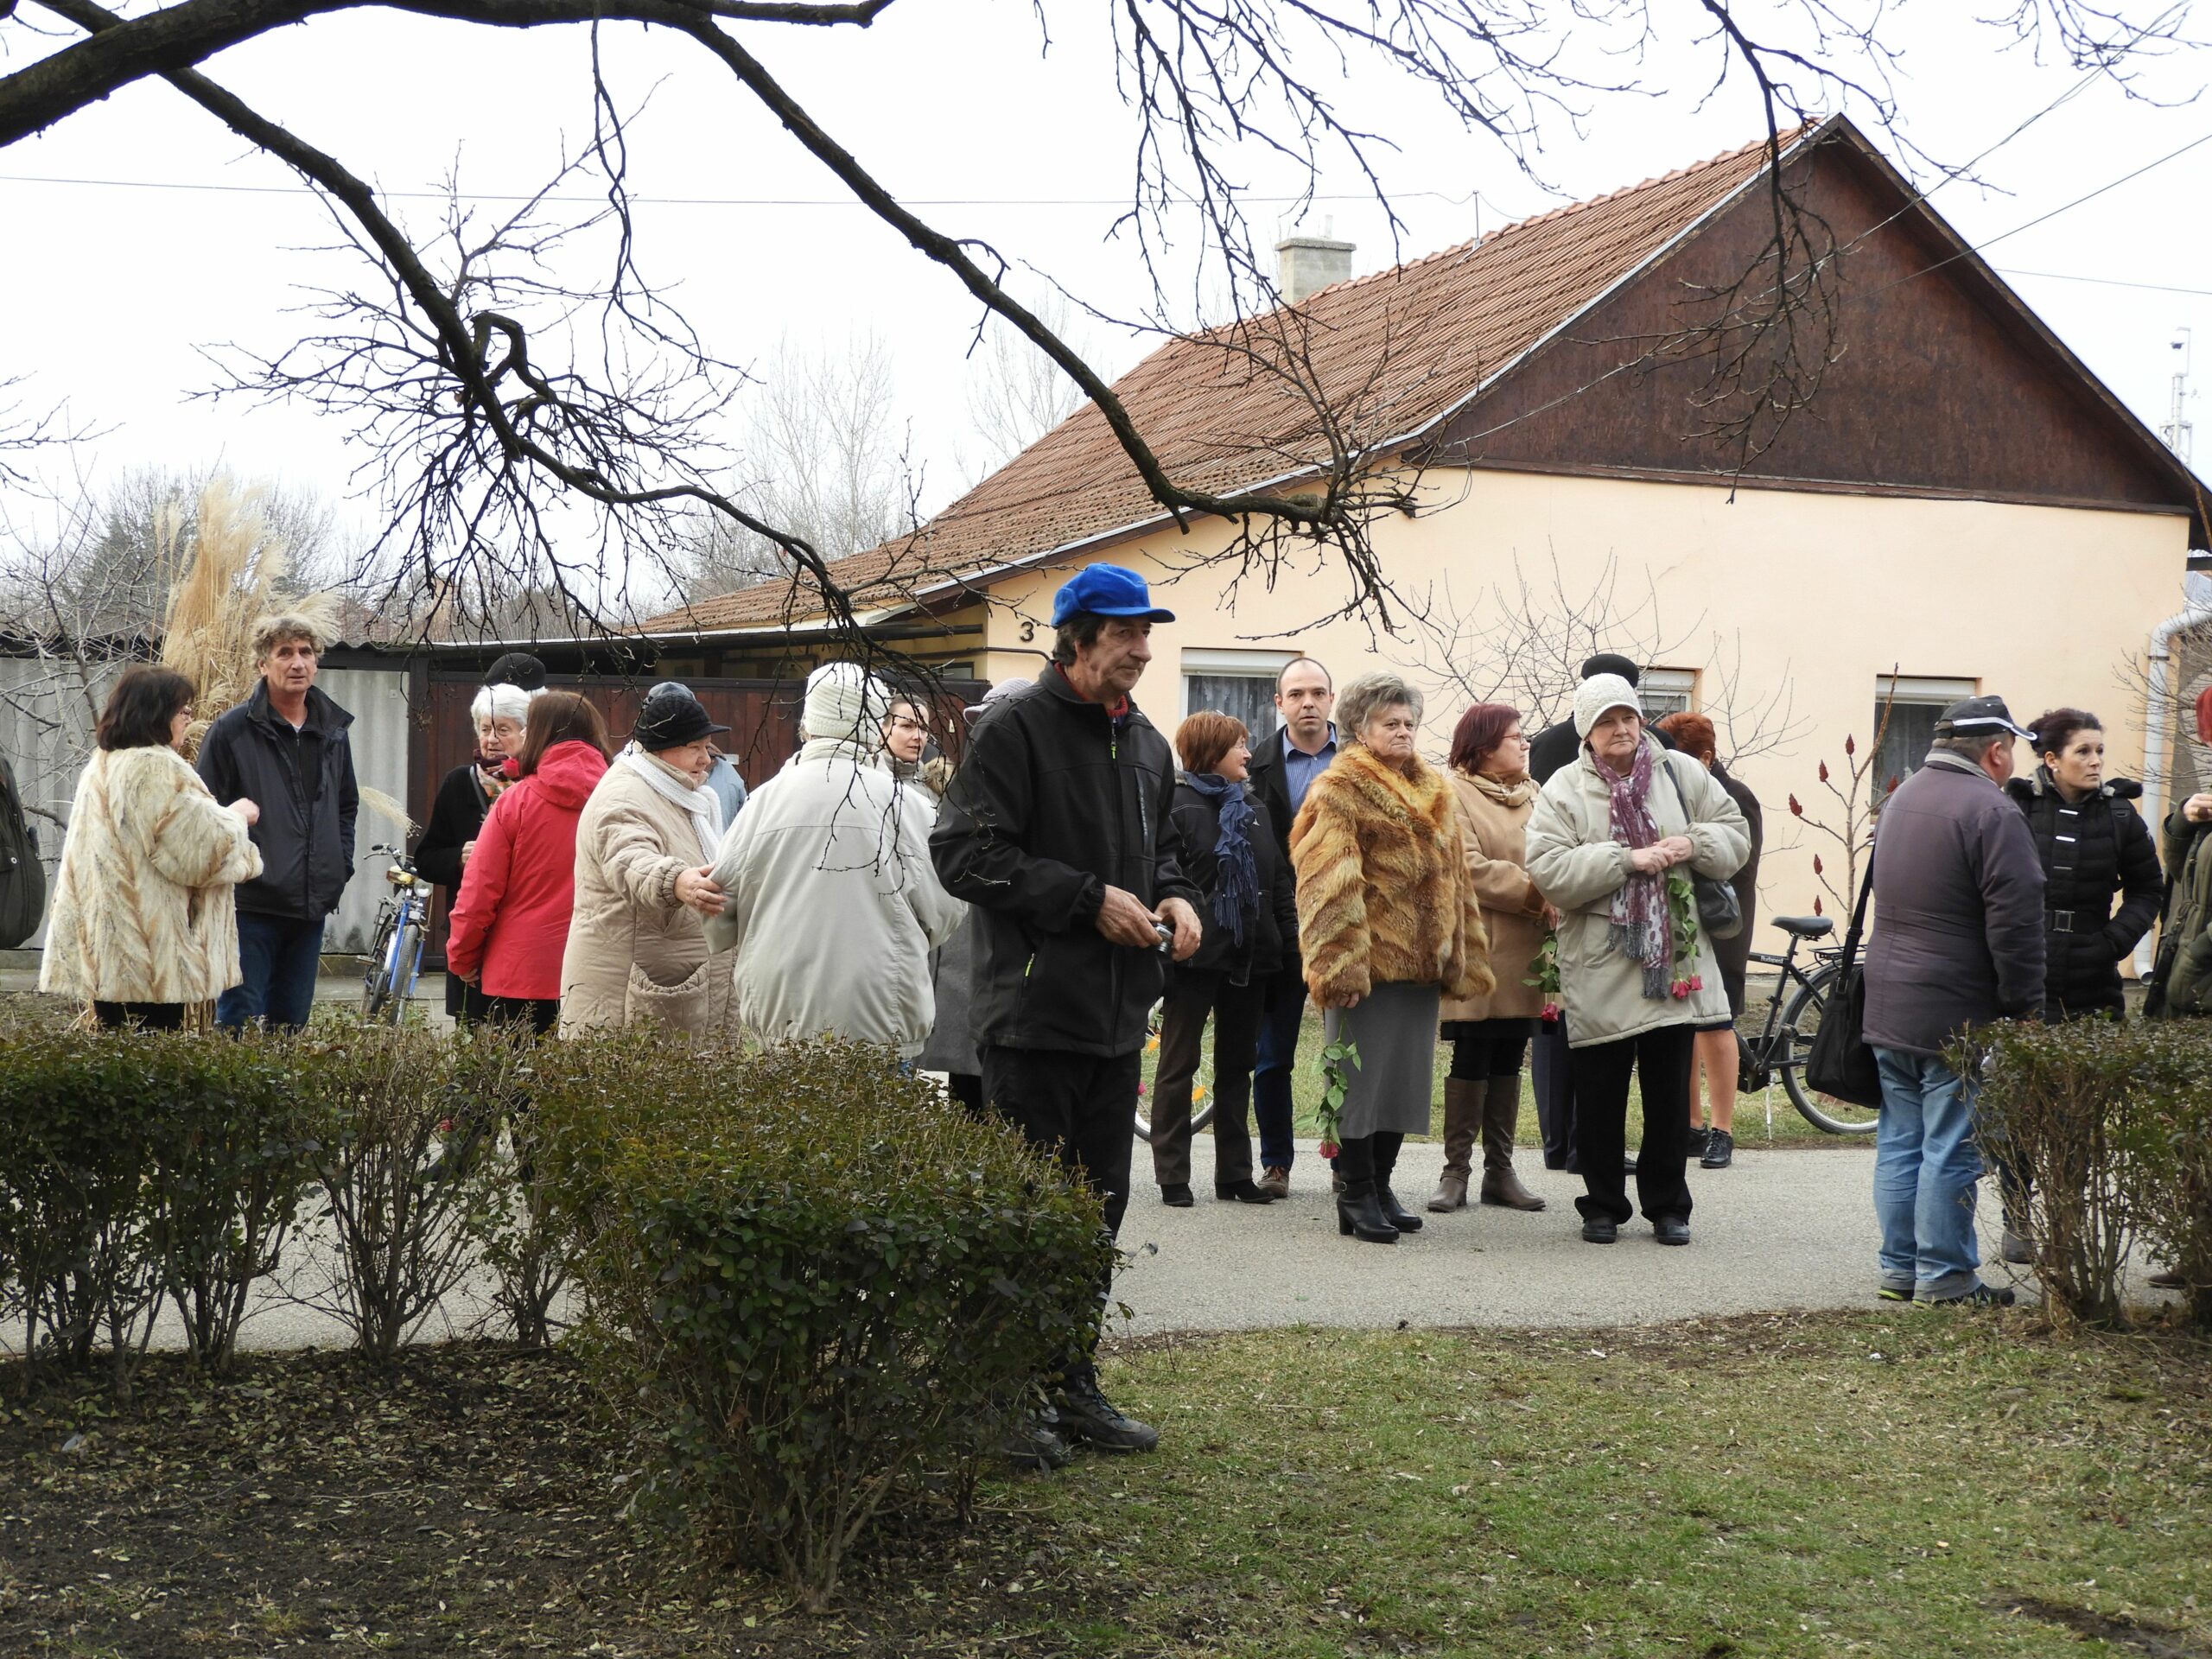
[1997,707,2163,1264]
[2004,709,2163,1022]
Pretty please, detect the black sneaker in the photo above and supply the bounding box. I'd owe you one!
[1056,1376,1160,1453]
[997,1411,1071,1471]
[1159,1184,1195,1208]
[1877,1285,1913,1303]
[1921,1283,2017,1309]
[1652,1215,1691,1246]
[1700,1128,1734,1169]
[1686,1126,1711,1157]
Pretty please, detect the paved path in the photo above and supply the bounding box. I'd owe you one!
[1111,1137,1912,1335]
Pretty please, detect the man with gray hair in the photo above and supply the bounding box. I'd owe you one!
[198,613,359,1031]
[1862,695,2046,1307]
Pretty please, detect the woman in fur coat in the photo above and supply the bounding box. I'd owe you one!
[41,666,264,1028]
[1291,671,1491,1245]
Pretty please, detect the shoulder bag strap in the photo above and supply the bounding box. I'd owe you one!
[1837,841,1877,971]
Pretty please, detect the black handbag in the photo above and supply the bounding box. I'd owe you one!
[1803,854,1885,1109]
[1661,755,1743,942]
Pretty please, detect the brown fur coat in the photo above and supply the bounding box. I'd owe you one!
[1290,742,1491,1007]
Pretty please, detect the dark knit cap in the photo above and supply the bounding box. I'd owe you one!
[483,652,548,692]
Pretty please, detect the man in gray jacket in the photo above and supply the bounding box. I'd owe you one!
[1862,696,2047,1307]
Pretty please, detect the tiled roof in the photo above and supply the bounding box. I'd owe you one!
[645,127,1802,634]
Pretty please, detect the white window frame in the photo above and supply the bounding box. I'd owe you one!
[1179,647,1300,721]
[1641,666,1699,718]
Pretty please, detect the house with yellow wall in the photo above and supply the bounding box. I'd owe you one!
[643,114,2209,930]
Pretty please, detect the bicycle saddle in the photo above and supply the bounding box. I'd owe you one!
[1771,914,1834,938]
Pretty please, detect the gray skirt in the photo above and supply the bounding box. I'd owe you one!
[1320,981,1442,1139]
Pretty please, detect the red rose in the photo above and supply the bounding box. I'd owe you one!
[1318,1140,1340,1160]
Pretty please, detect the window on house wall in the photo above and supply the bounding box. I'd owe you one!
[1181,649,1297,747]
[1641,668,1698,719]
[1874,676,1978,795]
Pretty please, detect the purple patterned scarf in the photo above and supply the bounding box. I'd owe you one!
[1592,739,1672,1000]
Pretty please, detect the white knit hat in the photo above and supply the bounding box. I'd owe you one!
[803,661,887,747]
[1572,673,1642,741]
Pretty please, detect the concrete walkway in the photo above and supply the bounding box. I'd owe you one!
[1112,1136,1910,1335]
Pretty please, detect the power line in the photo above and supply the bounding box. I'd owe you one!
[1999,267,2212,300]
[0,170,1477,210]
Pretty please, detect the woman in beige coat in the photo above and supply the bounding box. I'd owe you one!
[558,684,736,1038]
[1432,702,1554,1214]
[41,667,263,1028]
[1525,676,1749,1249]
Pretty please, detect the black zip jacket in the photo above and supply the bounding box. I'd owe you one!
[2004,768,2162,1020]
[930,666,1199,1058]
[416,760,496,1015]
[1166,778,1298,985]
[196,682,359,921]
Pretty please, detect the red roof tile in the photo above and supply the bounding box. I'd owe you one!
[645,127,1800,634]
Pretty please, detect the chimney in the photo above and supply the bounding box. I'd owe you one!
[1275,230,1355,305]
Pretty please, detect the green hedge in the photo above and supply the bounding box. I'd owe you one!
[1961,1018,2212,1328]
[531,1033,1111,1606]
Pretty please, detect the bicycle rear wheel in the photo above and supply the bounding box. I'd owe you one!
[1133,1094,1218,1145]
[1779,964,1879,1135]
[362,907,399,1021]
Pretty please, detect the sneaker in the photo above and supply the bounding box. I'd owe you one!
[1255,1166,1292,1200]
[1700,1128,1734,1170]
[1877,1285,1913,1303]
[1581,1216,1619,1244]
[1999,1228,2033,1265]
[1056,1376,1160,1453]
[1685,1125,1711,1157]
[997,1411,1071,1471]
[1651,1215,1691,1247]
[1160,1184,1194,1208]
[1921,1282,2017,1309]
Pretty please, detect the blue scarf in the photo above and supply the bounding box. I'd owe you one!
[1185,772,1260,946]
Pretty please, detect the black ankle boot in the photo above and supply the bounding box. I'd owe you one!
[1336,1181,1398,1243]
[1375,1181,1423,1232]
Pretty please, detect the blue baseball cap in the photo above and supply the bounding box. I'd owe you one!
[1050,563,1176,627]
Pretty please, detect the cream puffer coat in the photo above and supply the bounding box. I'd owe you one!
[558,757,734,1039]
[1438,769,1550,1025]
[40,745,264,1005]
[704,738,966,1059]
[1524,739,1751,1048]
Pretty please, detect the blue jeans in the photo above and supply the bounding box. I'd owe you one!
[1252,969,1306,1172]
[217,913,326,1033]
[1872,1046,1986,1300]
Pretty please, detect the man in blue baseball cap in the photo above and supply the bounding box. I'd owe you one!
[931,563,1201,1462]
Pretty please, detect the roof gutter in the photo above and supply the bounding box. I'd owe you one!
[2137,569,2212,975]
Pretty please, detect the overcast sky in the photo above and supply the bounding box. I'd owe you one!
[5,1,2212,567]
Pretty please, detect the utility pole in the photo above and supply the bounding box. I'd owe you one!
[2161,327,2194,461]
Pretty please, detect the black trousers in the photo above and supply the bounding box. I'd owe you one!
[1531,1018,1578,1170]
[983,1044,1141,1382]
[1448,1024,1530,1080]
[1567,1023,1695,1224]
[482,994,559,1036]
[93,1001,187,1031]
[1150,967,1265,1189]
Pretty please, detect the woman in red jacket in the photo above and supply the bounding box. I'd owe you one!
[447,693,613,1033]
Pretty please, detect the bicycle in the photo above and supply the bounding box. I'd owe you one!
[1737,912,1877,1134]
[1133,1002,1216,1145]
[361,842,430,1024]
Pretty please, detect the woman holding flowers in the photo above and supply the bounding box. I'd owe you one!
[1431,702,1556,1214]
[1292,672,1491,1246]
[1525,676,1749,1248]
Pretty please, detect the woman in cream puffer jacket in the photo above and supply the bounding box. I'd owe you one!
[41,666,264,1027]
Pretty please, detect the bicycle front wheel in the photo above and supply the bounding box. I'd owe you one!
[1133,1093,1218,1145]
[1779,964,1879,1135]
[362,907,400,1021]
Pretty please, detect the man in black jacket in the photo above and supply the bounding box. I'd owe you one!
[931,563,1201,1457]
[1246,655,1337,1197]
[199,615,359,1031]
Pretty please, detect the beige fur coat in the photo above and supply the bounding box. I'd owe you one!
[40,744,264,1005]
[1289,742,1491,1008]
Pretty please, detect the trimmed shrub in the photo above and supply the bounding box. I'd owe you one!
[286,1025,525,1361]
[459,1028,570,1348]
[1961,1019,2212,1327]
[0,1023,323,1393]
[532,1033,1110,1607]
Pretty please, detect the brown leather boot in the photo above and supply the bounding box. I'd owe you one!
[1478,1073,1547,1211]
[1430,1077,1482,1211]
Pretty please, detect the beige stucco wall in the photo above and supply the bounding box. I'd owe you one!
[975,468,2194,933]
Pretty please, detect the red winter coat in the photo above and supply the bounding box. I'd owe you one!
[446,741,609,1001]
